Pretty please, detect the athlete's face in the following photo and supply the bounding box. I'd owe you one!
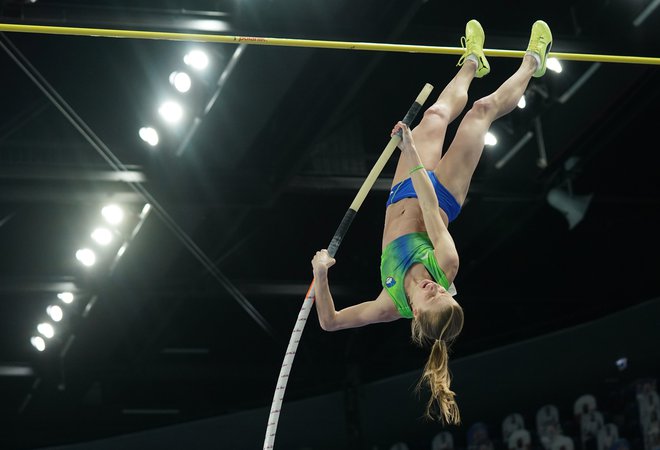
[410,279,457,317]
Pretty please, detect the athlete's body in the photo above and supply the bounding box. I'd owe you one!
[312,19,553,423]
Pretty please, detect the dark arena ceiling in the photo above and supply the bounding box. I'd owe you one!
[0,0,659,449]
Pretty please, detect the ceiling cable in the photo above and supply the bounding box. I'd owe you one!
[0,33,276,338]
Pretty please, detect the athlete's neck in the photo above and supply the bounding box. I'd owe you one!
[404,263,432,304]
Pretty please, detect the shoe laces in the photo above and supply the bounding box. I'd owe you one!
[530,34,548,51]
[457,35,482,67]
[457,36,469,66]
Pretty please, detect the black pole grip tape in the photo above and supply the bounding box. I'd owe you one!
[327,208,357,257]
[401,102,422,127]
[324,94,426,257]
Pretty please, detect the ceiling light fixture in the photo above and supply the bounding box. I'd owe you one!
[75,248,96,267]
[46,305,63,322]
[547,57,562,73]
[138,127,159,146]
[485,131,497,146]
[547,187,594,229]
[37,322,55,339]
[183,50,209,70]
[169,71,192,93]
[102,204,124,225]
[57,292,74,304]
[158,101,184,124]
[31,336,46,351]
[91,227,113,246]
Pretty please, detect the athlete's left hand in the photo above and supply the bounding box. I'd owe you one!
[391,121,415,152]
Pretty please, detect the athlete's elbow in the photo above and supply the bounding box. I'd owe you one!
[319,314,338,332]
[443,253,460,281]
[320,321,338,332]
[320,322,336,332]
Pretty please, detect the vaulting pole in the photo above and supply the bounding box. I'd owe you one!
[1,23,659,65]
[263,83,434,449]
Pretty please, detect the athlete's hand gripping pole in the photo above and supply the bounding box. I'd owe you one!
[263,83,434,450]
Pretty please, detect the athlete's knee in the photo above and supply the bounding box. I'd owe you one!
[423,104,452,124]
[466,96,497,120]
[415,105,451,138]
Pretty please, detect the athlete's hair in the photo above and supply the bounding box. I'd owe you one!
[411,302,464,424]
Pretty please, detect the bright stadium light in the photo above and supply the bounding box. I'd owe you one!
[169,71,192,93]
[76,248,96,267]
[485,131,498,146]
[138,127,159,146]
[183,50,209,70]
[547,57,563,73]
[31,336,46,352]
[57,292,74,304]
[37,322,55,339]
[518,95,527,109]
[91,227,113,246]
[158,101,184,123]
[102,204,124,225]
[47,305,63,322]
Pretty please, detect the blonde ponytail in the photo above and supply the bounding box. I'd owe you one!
[419,339,460,424]
[411,303,464,424]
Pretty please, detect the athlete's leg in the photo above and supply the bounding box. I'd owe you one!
[389,63,475,187]
[390,20,489,188]
[435,21,553,205]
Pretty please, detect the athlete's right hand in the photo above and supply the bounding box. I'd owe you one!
[312,249,336,275]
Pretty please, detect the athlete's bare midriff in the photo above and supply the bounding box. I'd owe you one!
[382,198,450,250]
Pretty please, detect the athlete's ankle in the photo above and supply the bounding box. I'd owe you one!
[525,52,541,70]
[465,54,479,70]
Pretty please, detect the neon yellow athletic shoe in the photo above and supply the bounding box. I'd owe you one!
[457,19,490,78]
[526,20,553,78]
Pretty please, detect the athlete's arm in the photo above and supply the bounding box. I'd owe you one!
[312,250,400,331]
[394,122,459,279]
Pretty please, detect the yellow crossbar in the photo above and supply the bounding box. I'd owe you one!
[1,23,659,66]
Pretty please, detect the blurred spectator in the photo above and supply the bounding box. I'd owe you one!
[432,431,454,450]
[508,429,531,450]
[538,404,563,445]
[636,379,660,450]
[581,410,605,450]
[597,423,619,450]
[468,422,494,450]
[503,413,525,444]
